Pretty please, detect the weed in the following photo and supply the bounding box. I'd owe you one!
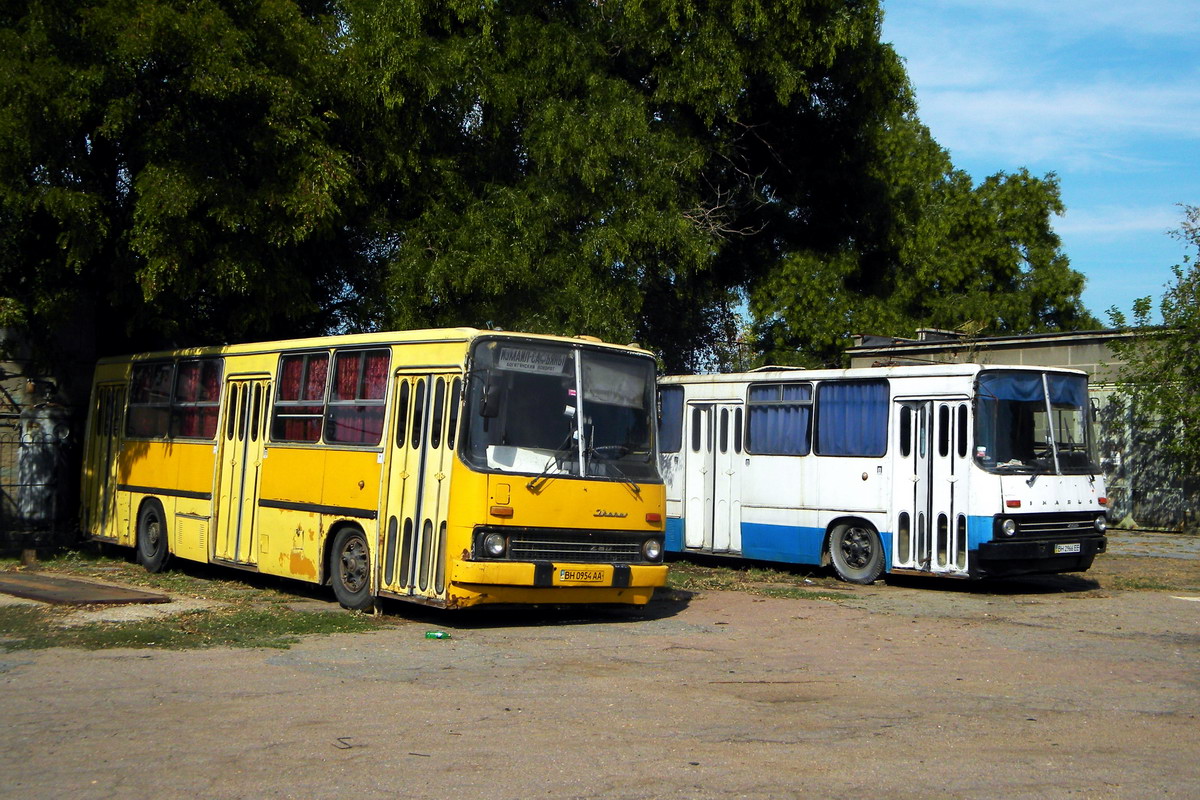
[0,550,391,652]
[667,560,846,602]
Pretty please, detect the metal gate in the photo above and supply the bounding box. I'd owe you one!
[0,406,72,548]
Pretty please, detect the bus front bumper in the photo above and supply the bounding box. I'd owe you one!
[452,560,667,589]
[975,535,1107,576]
[445,562,668,607]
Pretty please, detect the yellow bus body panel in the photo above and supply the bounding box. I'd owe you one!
[82,327,668,608]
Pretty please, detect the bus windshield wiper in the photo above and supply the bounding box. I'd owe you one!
[527,431,577,491]
[586,445,641,495]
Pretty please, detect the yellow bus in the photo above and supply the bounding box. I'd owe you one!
[80,328,667,610]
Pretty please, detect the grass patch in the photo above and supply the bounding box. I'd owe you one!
[667,560,846,602]
[1105,574,1180,592]
[0,549,393,652]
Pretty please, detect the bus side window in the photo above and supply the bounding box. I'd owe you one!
[657,387,684,454]
[273,352,328,443]
[814,380,888,457]
[746,382,812,456]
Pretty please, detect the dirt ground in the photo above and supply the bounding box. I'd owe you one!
[1,531,1198,800]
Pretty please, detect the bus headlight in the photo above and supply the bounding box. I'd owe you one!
[1000,518,1018,537]
[483,532,507,558]
[642,538,663,562]
[1094,515,1108,533]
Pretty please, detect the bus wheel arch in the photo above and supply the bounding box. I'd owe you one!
[327,523,375,611]
[135,497,171,573]
[826,518,884,585]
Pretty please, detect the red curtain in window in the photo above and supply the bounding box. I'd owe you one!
[177,362,200,401]
[304,355,328,400]
[200,360,222,401]
[364,351,388,399]
[334,352,360,401]
[279,356,303,401]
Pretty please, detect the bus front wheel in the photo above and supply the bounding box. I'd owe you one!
[331,527,374,611]
[136,500,170,574]
[829,523,883,584]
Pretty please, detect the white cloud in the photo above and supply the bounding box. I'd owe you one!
[893,0,1200,40]
[1056,205,1182,238]
[917,82,1200,167]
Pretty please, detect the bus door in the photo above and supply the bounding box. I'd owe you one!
[83,383,125,538]
[380,372,461,601]
[892,399,970,574]
[215,377,271,565]
[683,402,743,552]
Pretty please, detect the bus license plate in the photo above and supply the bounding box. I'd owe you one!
[559,569,605,583]
[1054,542,1082,554]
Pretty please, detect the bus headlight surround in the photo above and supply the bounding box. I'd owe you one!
[483,532,507,558]
[642,538,663,562]
[1095,515,1108,533]
[1000,518,1018,537]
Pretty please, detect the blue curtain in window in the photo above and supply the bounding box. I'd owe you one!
[977,372,1045,403]
[816,380,888,456]
[1046,374,1087,408]
[748,405,811,455]
[658,387,684,453]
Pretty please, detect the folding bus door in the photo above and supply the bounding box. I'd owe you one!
[215,377,271,565]
[83,383,125,539]
[892,398,970,574]
[380,372,461,601]
[683,401,742,553]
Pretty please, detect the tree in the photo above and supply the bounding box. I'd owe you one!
[2,0,1097,389]
[750,115,1096,367]
[1108,205,1200,500]
[345,0,922,372]
[0,0,368,393]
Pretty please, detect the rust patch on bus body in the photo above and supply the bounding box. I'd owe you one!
[289,551,317,579]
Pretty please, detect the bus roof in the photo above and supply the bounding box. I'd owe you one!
[658,362,1090,385]
[96,327,653,364]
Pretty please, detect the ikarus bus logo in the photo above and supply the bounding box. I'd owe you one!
[594,509,628,518]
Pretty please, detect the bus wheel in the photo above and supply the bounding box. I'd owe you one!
[829,523,883,584]
[136,500,170,574]
[331,527,374,611]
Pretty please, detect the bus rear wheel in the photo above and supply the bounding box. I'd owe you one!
[829,523,883,584]
[331,527,374,611]
[136,500,170,574]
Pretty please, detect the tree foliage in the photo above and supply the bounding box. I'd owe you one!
[0,0,367,383]
[1108,205,1200,482]
[751,116,1096,366]
[1,0,1097,391]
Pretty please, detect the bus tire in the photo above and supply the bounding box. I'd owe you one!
[331,527,374,611]
[136,499,170,574]
[829,522,883,584]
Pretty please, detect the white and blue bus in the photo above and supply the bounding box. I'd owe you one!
[657,364,1108,582]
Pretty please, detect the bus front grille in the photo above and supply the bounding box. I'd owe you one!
[475,527,652,564]
[1000,512,1105,539]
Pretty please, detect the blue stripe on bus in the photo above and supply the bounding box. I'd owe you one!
[665,517,685,552]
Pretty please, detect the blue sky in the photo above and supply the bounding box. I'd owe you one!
[881,0,1199,325]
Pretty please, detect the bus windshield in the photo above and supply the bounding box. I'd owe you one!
[463,340,659,483]
[974,370,1098,475]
